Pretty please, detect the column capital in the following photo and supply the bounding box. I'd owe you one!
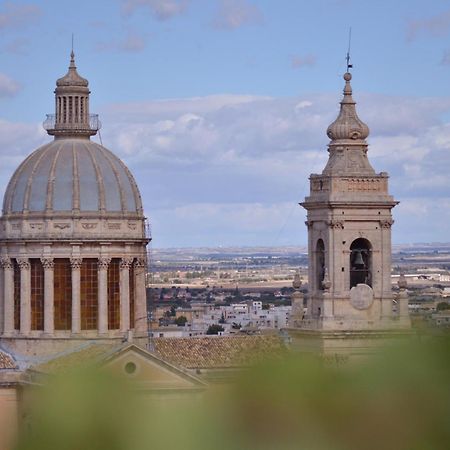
[70,257,82,269]
[17,258,30,270]
[120,257,134,269]
[0,257,13,270]
[98,257,111,270]
[134,257,146,269]
[40,257,54,269]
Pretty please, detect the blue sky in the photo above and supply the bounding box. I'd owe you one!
[1,0,450,247]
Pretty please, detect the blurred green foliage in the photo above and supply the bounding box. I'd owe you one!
[15,337,450,450]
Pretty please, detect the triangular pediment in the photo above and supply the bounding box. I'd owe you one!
[101,344,206,391]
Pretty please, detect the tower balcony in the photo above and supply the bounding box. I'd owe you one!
[43,114,101,137]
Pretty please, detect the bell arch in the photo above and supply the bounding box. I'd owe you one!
[350,238,372,288]
[315,239,325,290]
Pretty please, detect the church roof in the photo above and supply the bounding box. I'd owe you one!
[153,335,287,369]
[0,350,17,370]
[3,138,143,216]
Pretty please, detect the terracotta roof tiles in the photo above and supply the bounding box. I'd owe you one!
[153,335,286,369]
[0,351,17,370]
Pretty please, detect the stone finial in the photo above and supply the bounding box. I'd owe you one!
[326,72,369,142]
[398,272,408,290]
[56,51,88,87]
[293,270,302,289]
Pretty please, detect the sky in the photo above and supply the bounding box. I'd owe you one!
[1,0,450,248]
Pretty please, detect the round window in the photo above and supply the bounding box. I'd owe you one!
[124,362,137,374]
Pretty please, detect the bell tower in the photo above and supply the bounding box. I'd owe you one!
[299,70,410,331]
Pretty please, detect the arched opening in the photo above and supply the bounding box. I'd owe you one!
[350,238,372,288]
[316,239,325,290]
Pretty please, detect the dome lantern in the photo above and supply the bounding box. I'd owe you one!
[43,51,101,138]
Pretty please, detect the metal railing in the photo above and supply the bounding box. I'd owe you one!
[43,114,101,132]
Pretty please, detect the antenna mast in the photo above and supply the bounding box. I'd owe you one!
[346,27,353,71]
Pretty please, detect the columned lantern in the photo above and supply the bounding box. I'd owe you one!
[299,71,410,331]
[0,53,150,354]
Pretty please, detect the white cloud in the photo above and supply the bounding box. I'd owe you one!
[2,88,450,246]
[121,0,188,21]
[291,54,316,69]
[212,0,263,30]
[0,73,22,97]
[0,1,41,30]
[96,32,147,53]
[406,9,450,41]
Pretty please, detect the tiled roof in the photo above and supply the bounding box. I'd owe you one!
[32,344,116,374]
[0,350,17,370]
[153,335,287,369]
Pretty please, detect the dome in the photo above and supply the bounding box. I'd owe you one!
[326,72,369,142]
[3,139,143,216]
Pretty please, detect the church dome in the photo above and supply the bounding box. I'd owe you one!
[2,51,144,219]
[3,138,143,216]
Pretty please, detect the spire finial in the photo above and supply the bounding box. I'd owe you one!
[70,34,75,68]
[346,27,353,73]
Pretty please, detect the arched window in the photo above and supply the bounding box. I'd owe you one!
[350,238,372,288]
[316,239,325,290]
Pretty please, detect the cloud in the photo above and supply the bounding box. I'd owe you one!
[0,1,41,30]
[441,49,450,65]
[121,0,188,21]
[96,32,147,53]
[0,73,22,97]
[291,54,316,69]
[3,88,450,246]
[1,38,29,55]
[212,0,263,30]
[406,9,450,41]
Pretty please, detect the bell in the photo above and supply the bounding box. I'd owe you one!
[353,250,365,267]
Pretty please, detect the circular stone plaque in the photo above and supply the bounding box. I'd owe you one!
[350,284,374,310]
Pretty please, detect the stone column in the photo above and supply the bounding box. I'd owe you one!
[98,257,111,335]
[134,257,147,334]
[119,258,133,333]
[17,258,31,335]
[0,258,14,335]
[380,219,394,319]
[41,258,54,335]
[70,258,82,334]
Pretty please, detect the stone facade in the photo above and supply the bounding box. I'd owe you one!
[0,53,150,357]
[295,72,410,333]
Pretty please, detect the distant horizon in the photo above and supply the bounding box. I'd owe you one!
[150,241,450,251]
